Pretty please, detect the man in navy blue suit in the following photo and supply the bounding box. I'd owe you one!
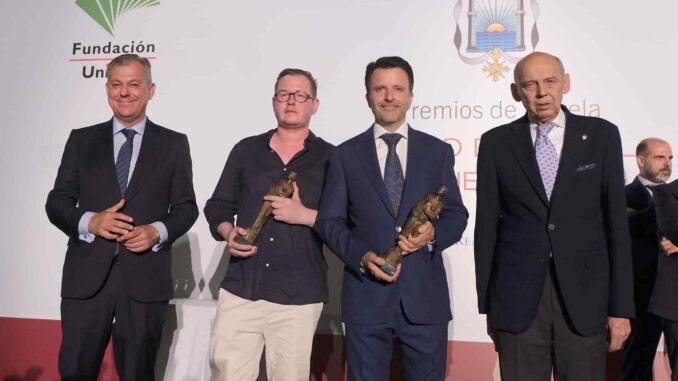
[315,56,468,380]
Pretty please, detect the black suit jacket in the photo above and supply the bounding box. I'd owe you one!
[649,179,678,321]
[474,107,634,336]
[46,119,198,302]
[626,177,659,309]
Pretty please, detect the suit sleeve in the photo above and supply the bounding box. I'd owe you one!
[315,149,372,276]
[655,183,678,243]
[432,144,468,251]
[158,134,199,244]
[474,133,500,314]
[602,125,635,318]
[203,143,242,241]
[46,130,87,238]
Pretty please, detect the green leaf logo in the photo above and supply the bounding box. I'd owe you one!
[75,0,160,36]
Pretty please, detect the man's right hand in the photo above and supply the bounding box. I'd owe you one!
[361,251,400,282]
[218,222,257,257]
[88,199,134,240]
[661,237,678,256]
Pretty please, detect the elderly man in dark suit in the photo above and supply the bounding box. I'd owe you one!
[474,52,634,381]
[46,54,198,380]
[622,138,672,380]
[316,56,468,380]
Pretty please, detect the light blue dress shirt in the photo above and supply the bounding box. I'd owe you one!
[77,117,168,251]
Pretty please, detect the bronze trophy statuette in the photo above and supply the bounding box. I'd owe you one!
[380,185,447,276]
[234,171,297,246]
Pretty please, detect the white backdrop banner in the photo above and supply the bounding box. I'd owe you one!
[1,0,676,345]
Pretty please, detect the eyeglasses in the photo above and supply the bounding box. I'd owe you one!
[273,91,313,103]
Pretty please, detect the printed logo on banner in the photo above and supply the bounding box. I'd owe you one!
[70,0,159,80]
[452,0,540,81]
[76,0,160,36]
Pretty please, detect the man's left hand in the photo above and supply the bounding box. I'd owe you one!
[118,224,160,253]
[265,182,316,227]
[398,221,435,255]
[607,317,631,352]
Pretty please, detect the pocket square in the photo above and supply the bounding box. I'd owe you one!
[576,163,597,172]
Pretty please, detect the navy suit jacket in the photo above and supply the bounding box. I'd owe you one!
[46,119,199,302]
[474,107,634,336]
[649,179,678,321]
[315,125,468,325]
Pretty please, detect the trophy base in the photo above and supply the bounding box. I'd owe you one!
[234,234,253,246]
[380,262,397,276]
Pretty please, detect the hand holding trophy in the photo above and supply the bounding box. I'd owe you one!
[234,171,297,246]
[380,185,447,276]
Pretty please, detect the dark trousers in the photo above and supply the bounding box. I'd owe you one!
[620,287,662,381]
[495,264,607,381]
[58,260,168,381]
[344,302,448,381]
[663,318,678,381]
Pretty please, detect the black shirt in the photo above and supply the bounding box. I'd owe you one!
[204,129,333,305]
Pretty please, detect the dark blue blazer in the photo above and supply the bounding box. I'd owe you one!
[474,107,634,336]
[46,119,199,302]
[315,126,468,325]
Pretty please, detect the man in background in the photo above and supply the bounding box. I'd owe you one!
[622,138,672,380]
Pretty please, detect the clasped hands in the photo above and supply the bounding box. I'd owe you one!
[361,221,435,283]
[88,199,160,253]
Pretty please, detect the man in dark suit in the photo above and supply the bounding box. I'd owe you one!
[315,56,468,380]
[622,138,672,380]
[46,54,198,380]
[474,52,634,381]
[650,177,678,380]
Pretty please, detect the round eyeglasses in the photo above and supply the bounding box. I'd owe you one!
[274,91,313,103]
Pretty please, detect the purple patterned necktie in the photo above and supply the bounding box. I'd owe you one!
[535,122,557,200]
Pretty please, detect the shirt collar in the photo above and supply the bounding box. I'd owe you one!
[113,117,146,136]
[264,128,317,147]
[638,175,660,187]
[373,122,409,140]
[529,110,566,130]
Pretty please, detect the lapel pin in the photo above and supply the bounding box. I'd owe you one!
[582,134,588,141]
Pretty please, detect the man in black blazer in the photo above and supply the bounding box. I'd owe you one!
[650,178,678,379]
[474,52,634,381]
[621,138,672,380]
[46,54,198,380]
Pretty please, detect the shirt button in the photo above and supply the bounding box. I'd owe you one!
[395,226,402,233]
[269,237,274,242]
[265,263,270,267]
[283,167,287,172]
[548,224,556,231]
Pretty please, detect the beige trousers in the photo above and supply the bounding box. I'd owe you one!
[209,289,323,381]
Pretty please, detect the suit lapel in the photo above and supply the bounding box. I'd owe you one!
[398,127,427,221]
[90,120,121,197]
[507,118,549,205]
[353,127,396,218]
[124,120,163,201]
[549,115,588,205]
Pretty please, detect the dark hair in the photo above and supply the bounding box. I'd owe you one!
[364,56,414,92]
[275,68,318,98]
[106,54,152,84]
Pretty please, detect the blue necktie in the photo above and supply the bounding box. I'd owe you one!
[116,128,136,196]
[535,123,557,200]
[381,133,405,214]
